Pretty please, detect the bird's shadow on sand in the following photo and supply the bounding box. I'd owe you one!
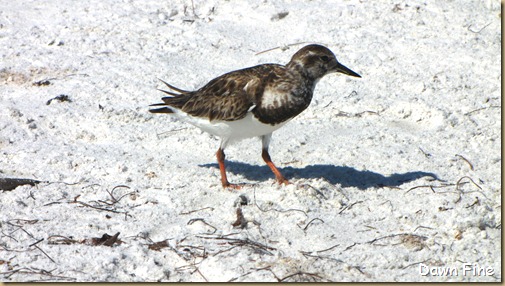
[199,162,438,190]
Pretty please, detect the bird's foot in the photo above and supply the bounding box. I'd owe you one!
[222,182,244,190]
[276,177,290,185]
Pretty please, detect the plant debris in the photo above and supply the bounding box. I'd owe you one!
[48,232,122,247]
[0,178,41,191]
[46,94,72,105]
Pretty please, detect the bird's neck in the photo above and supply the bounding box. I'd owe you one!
[286,61,319,83]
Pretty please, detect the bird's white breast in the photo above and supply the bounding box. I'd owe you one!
[171,109,288,143]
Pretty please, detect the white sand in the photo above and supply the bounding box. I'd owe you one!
[0,0,501,282]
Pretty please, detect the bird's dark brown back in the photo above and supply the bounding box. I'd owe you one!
[155,64,283,121]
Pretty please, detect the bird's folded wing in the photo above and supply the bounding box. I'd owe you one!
[159,68,269,122]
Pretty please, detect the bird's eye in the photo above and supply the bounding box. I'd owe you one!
[320,55,330,62]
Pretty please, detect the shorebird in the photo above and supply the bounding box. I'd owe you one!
[150,44,361,189]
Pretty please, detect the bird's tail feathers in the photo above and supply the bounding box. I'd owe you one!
[150,78,192,114]
[158,78,191,95]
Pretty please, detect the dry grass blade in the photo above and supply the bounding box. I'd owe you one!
[298,218,324,231]
[279,271,329,282]
[255,42,308,55]
[455,154,474,171]
[198,234,277,256]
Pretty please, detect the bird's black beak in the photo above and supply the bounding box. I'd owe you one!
[333,62,361,78]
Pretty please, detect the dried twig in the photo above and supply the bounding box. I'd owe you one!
[338,200,363,214]
[1,267,76,281]
[178,244,207,259]
[354,110,379,117]
[347,265,371,278]
[5,222,56,263]
[455,154,474,171]
[464,105,500,115]
[175,261,208,282]
[32,73,89,87]
[31,243,55,263]
[107,185,132,203]
[412,225,434,232]
[467,22,492,33]
[466,197,480,208]
[279,271,329,282]
[317,243,341,253]
[402,259,431,270]
[418,147,432,158]
[453,176,484,203]
[300,243,341,259]
[368,233,427,249]
[343,242,358,252]
[228,266,273,282]
[197,235,277,256]
[7,219,39,226]
[300,183,327,200]
[70,195,131,220]
[255,42,308,55]
[187,218,217,234]
[405,183,457,194]
[253,188,308,218]
[156,127,190,138]
[455,176,482,191]
[72,198,123,213]
[28,239,44,247]
[335,111,351,117]
[179,207,214,215]
[298,218,324,232]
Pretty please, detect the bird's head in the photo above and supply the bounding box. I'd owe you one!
[287,44,361,81]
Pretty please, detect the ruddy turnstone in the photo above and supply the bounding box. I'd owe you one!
[150,44,361,189]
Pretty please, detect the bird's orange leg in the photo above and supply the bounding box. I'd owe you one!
[262,149,290,185]
[216,148,242,189]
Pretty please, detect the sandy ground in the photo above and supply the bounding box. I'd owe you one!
[0,0,501,282]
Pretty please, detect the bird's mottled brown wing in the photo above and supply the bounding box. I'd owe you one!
[150,64,282,121]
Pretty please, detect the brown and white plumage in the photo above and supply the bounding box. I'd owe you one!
[150,44,361,188]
